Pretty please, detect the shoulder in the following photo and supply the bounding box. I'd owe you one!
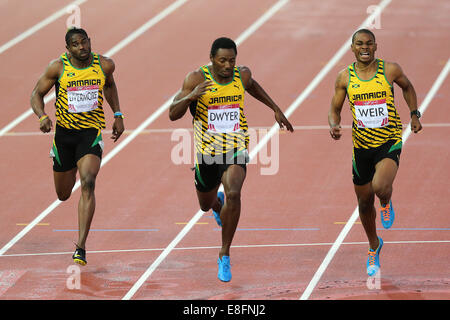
[183,68,205,88]
[383,60,403,76]
[237,65,252,87]
[335,67,349,88]
[238,65,251,78]
[98,54,115,75]
[44,57,64,79]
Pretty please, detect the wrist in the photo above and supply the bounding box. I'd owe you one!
[114,111,124,119]
[39,114,49,122]
[410,109,421,119]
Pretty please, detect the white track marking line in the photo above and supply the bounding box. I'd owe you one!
[0,0,188,137]
[5,122,450,136]
[0,0,87,55]
[2,240,449,258]
[122,0,290,300]
[300,58,450,301]
[0,0,189,256]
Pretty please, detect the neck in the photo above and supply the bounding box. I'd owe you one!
[355,58,377,72]
[209,65,232,84]
[69,53,92,68]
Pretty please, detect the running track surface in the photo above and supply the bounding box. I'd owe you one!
[0,0,449,300]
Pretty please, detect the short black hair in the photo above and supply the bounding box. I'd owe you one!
[210,37,237,57]
[352,29,376,43]
[65,27,88,45]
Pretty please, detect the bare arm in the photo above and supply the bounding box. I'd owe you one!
[386,62,422,133]
[169,70,212,121]
[30,59,63,133]
[328,69,348,140]
[100,55,124,142]
[240,66,293,132]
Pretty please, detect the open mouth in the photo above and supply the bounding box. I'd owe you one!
[360,52,370,57]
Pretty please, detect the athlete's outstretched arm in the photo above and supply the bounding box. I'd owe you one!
[328,69,348,140]
[240,66,293,132]
[30,59,61,133]
[100,56,124,142]
[169,71,212,121]
[386,62,422,133]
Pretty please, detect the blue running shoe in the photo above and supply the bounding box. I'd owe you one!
[217,256,231,282]
[212,191,224,227]
[367,237,383,276]
[380,200,395,229]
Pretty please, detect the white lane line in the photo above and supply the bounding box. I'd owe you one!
[2,240,449,258]
[0,0,87,54]
[0,0,188,137]
[122,0,290,301]
[300,58,450,301]
[0,0,189,256]
[4,122,450,136]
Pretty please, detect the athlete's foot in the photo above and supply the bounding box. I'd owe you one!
[72,246,87,266]
[217,255,231,282]
[212,191,224,227]
[380,200,395,229]
[366,237,383,276]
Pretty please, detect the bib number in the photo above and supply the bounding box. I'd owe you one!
[355,99,389,128]
[67,85,99,113]
[207,104,240,133]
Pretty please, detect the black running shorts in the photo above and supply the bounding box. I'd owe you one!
[352,139,402,186]
[51,125,103,172]
[194,148,249,193]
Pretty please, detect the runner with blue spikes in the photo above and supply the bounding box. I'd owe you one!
[328,29,422,276]
[170,37,293,282]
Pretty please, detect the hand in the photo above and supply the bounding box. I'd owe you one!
[411,116,422,133]
[275,110,294,132]
[189,80,213,100]
[330,124,342,140]
[111,118,124,142]
[39,117,53,133]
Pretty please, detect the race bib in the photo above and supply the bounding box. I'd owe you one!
[67,85,99,113]
[355,99,389,128]
[207,104,240,133]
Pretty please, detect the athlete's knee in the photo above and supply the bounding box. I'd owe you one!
[80,174,96,193]
[56,190,72,201]
[199,200,212,212]
[224,190,241,208]
[372,180,392,200]
[357,194,374,214]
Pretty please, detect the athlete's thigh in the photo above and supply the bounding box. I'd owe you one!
[354,182,375,206]
[221,164,246,194]
[53,167,77,198]
[372,157,398,189]
[196,184,221,211]
[77,154,101,181]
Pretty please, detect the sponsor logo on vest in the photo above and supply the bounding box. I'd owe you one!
[67,79,102,88]
[352,91,386,101]
[208,95,242,105]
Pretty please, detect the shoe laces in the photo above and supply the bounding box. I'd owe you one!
[367,250,376,266]
[381,203,391,221]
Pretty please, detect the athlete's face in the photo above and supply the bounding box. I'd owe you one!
[210,48,236,79]
[66,34,91,61]
[351,32,377,64]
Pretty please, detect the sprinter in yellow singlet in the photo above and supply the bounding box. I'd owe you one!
[328,29,422,276]
[170,37,293,282]
[31,28,125,266]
